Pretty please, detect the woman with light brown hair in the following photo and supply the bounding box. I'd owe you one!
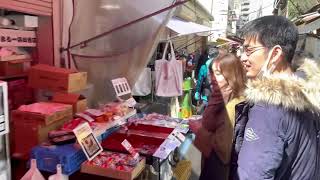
[189,53,246,180]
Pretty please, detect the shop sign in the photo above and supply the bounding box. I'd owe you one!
[73,122,103,161]
[0,28,36,47]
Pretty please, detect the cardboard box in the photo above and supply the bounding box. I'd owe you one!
[11,116,70,159]
[0,58,31,76]
[0,54,30,61]
[6,15,38,27]
[11,103,72,125]
[52,93,87,114]
[28,64,87,93]
[81,155,145,180]
[8,79,34,110]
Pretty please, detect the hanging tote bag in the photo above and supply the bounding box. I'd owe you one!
[132,68,152,96]
[155,40,183,97]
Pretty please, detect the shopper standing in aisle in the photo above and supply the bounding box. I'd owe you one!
[230,15,320,180]
[194,47,226,114]
[189,53,246,180]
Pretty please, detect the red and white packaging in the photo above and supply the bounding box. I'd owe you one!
[121,139,139,159]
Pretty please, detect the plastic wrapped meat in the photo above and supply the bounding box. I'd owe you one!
[102,102,129,117]
[144,113,169,121]
[86,151,141,172]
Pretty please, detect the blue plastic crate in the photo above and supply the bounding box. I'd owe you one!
[30,143,86,175]
[97,126,120,142]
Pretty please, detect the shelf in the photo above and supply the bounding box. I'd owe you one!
[0,25,35,31]
[0,73,27,80]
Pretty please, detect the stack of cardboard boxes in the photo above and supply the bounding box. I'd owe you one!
[11,64,88,159]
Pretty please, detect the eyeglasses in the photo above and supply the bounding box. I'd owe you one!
[238,46,265,57]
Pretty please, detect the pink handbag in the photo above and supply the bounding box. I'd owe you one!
[155,41,183,97]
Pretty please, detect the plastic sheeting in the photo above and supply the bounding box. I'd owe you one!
[68,0,176,106]
[166,17,215,37]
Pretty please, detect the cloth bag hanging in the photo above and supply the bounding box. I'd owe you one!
[155,40,183,97]
[132,68,152,96]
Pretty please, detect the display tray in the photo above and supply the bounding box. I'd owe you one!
[101,124,174,156]
[81,151,145,180]
[120,124,174,139]
[101,132,164,156]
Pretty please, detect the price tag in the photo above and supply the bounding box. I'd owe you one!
[111,78,131,97]
[172,131,186,142]
[73,122,103,161]
[153,145,172,160]
[85,109,104,117]
[75,113,95,122]
[121,139,139,159]
[125,97,137,108]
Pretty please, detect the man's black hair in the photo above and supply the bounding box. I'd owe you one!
[240,15,298,63]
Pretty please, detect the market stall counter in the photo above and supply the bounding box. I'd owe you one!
[27,112,190,180]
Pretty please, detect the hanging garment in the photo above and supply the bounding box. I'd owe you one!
[155,40,183,97]
[132,68,152,96]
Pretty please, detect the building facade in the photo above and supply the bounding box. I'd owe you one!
[233,0,275,33]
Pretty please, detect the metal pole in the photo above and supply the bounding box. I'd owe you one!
[65,0,191,51]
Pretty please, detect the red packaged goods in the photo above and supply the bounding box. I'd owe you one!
[13,102,72,125]
[62,118,96,131]
[81,151,145,180]
[84,109,107,122]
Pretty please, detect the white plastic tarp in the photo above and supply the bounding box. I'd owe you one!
[166,17,216,37]
[65,0,176,106]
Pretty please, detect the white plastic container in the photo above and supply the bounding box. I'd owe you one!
[20,159,45,180]
[48,164,69,180]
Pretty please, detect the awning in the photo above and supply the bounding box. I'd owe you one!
[166,17,218,37]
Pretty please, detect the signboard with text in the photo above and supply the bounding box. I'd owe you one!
[0,29,36,47]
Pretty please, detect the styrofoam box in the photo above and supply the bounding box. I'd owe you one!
[6,15,38,28]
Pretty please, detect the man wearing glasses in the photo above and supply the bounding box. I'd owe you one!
[230,15,320,180]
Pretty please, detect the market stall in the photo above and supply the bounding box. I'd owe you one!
[7,62,192,180]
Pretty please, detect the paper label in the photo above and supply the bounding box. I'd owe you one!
[125,97,137,108]
[111,78,131,97]
[167,133,182,147]
[75,113,95,122]
[153,128,186,160]
[153,145,172,160]
[172,131,186,142]
[85,109,104,117]
[121,139,139,159]
[73,122,103,161]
